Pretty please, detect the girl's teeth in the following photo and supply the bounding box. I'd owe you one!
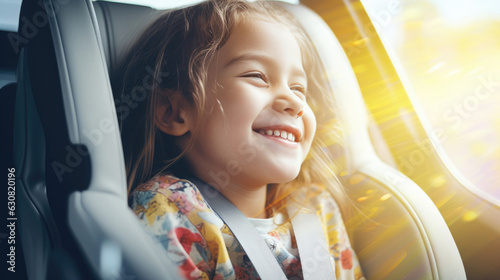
[258,129,296,142]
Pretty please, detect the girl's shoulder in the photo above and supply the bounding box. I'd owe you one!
[133,174,194,193]
[129,174,210,215]
[288,184,348,233]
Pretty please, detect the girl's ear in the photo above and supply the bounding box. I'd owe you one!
[155,91,192,136]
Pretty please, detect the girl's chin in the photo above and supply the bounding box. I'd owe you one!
[264,167,301,184]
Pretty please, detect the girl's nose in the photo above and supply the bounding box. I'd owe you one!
[272,89,304,117]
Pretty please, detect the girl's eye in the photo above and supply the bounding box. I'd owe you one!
[242,72,267,83]
[290,85,306,98]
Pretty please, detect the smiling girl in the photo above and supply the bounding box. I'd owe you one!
[117,0,364,279]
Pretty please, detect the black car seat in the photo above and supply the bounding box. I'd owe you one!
[15,0,178,279]
[14,0,466,279]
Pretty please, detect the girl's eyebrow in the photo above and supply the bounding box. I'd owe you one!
[223,52,306,80]
[223,53,272,69]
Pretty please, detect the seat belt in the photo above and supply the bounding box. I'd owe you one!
[189,177,287,280]
[287,203,336,279]
[188,177,335,280]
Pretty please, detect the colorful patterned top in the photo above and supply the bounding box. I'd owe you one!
[129,175,364,280]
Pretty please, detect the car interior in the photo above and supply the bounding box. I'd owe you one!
[3,0,499,279]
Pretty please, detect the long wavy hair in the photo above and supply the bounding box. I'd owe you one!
[116,0,347,214]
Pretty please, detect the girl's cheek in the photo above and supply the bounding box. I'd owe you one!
[305,107,317,138]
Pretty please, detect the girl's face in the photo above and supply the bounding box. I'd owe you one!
[185,19,317,189]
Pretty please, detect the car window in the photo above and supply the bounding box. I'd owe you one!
[0,0,22,32]
[361,0,500,203]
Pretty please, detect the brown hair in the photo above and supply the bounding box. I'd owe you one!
[117,0,347,212]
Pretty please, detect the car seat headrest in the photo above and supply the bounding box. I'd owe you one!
[93,2,161,76]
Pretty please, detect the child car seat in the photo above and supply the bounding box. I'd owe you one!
[15,0,178,279]
[14,0,466,279]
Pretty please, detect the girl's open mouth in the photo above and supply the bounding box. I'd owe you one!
[256,129,297,142]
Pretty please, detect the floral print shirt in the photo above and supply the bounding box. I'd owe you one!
[129,175,364,280]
